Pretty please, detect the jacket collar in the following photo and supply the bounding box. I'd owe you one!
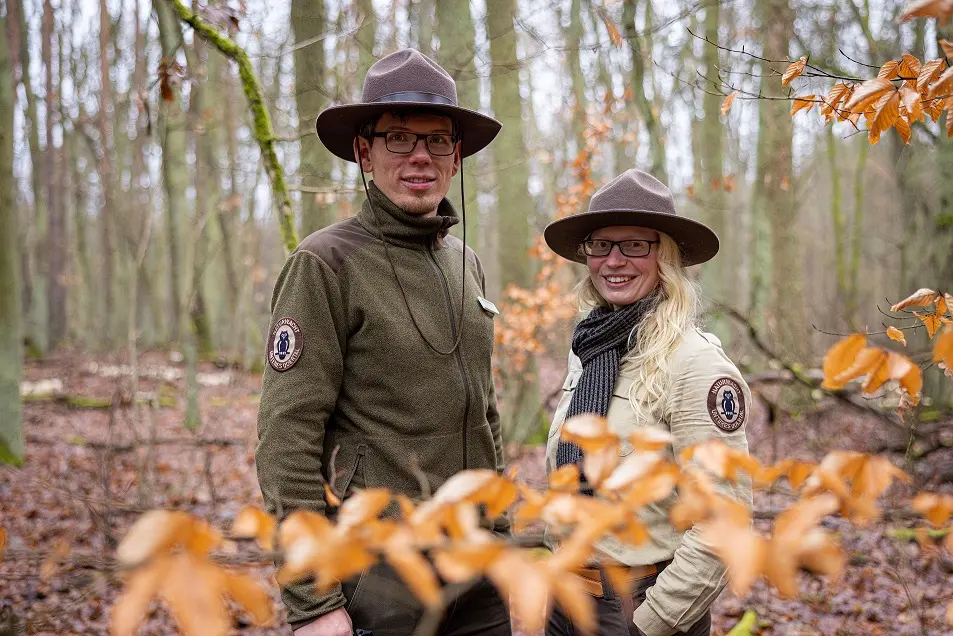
[358,181,459,249]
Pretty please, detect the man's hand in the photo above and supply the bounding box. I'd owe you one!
[293,607,353,636]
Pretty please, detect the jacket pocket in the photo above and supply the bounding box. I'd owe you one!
[339,443,367,496]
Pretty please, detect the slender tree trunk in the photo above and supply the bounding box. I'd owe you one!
[753,0,805,361]
[12,0,45,351]
[1,7,23,465]
[622,0,667,183]
[96,0,116,347]
[566,0,587,151]
[356,0,377,77]
[155,0,189,343]
[292,0,333,236]
[43,0,65,348]
[220,61,242,362]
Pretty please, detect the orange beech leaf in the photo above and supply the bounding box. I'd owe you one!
[914,311,943,338]
[937,294,949,317]
[900,0,953,21]
[878,59,901,80]
[941,39,953,61]
[917,59,946,93]
[934,328,953,377]
[925,97,946,121]
[869,90,901,142]
[843,78,895,114]
[891,287,939,311]
[782,56,808,86]
[900,85,923,121]
[385,548,441,607]
[231,506,277,551]
[549,464,581,491]
[753,459,817,489]
[887,326,908,345]
[862,351,922,402]
[790,95,816,116]
[486,551,551,631]
[899,53,923,79]
[804,452,909,524]
[336,488,392,529]
[618,463,681,509]
[111,551,273,636]
[583,442,622,489]
[895,113,912,143]
[324,483,341,507]
[601,451,663,492]
[598,9,623,47]
[603,562,636,597]
[721,91,739,116]
[701,516,767,595]
[116,510,220,567]
[682,440,762,483]
[628,427,673,451]
[820,334,867,389]
[433,540,506,583]
[928,66,953,98]
[821,83,851,120]
[912,492,953,527]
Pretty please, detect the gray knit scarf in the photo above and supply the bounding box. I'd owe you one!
[555,293,659,478]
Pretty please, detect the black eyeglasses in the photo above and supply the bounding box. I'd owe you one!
[370,131,458,156]
[582,239,659,258]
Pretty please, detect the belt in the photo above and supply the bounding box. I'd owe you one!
[572,562,668,597]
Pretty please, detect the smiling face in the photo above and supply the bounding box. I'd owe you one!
[357,111,461,217]
[586,225,662,307]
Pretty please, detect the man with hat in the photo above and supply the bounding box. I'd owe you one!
[256,49,512,636]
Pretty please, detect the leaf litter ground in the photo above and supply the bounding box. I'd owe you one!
[2,352,952,635]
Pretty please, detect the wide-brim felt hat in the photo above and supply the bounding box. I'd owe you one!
[544,170,719,267]
[316,49,502,162]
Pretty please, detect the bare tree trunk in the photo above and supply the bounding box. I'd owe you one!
[96,0,116,347]
[1,7,23,465]
[43,0,66,348]
[155,0,188,343]
[622,0,667,183]
[292,0,333,236]
[11,0,45,351]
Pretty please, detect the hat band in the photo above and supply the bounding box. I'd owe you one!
[372,91,456,106]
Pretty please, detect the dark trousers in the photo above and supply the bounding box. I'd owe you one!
[342,562,512,636]
[545,572,711,636]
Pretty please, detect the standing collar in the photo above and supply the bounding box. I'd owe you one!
[357,181,459,249]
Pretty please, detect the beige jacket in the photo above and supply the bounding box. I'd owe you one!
[546,327,753,636]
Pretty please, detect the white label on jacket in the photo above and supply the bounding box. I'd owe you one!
[477,296,500,316]
[707,377,745,431]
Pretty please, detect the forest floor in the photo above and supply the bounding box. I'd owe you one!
[2,350,953,635]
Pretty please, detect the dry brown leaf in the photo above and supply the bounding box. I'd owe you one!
[892,287,939,311]
[791,95,816,116]
[912,492,953,527]
[116,510,220,567]
[782,56,808,86]
[843,78,895,114]
[337,488,392,529]
[754,459,818,489]
[914,311,943,338]
[870,90,901,142]
[231,506,277,551]
[821,334,867,389]
[900,85,924,121]
[683,440,761,483]
[894,112,912,143]
[821,83,852,120]
[385,548,441,606]
[886,326,908,345]
[765,495,844,597]
[900,53,923,79]
[549,464,581,492]
[878,59,901,80]
[804,452,909,524]
[928,66,953,98]
[700,517,766,595]
[934,328,953,377]
[917,59,946,94]
[940,39,953,62]
[900,0,953,22]
[323,483,341,507]
[598,9,623,47]
[721,91,739,116]
[628,427,673,451]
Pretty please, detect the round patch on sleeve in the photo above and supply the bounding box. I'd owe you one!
[268,317,304,372]
[707,377,746,432]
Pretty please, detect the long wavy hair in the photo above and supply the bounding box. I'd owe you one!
[576,232,702,423]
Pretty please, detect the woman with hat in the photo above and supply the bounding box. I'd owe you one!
[543,170,753,636]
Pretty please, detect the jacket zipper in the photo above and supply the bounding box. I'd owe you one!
[427,243,470,469]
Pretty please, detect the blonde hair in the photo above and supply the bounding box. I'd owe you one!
[577,233,701,423]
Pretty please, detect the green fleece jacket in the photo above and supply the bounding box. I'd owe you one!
[256,182,505,629]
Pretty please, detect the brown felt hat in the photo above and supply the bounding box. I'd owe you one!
[316,49,502,162]
[544,169,719,267]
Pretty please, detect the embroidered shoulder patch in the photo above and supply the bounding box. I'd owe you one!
[268,317,304,372]
[707,377,746,432]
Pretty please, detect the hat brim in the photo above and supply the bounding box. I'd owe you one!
[316,102,501,162]
[544,210,720,267]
